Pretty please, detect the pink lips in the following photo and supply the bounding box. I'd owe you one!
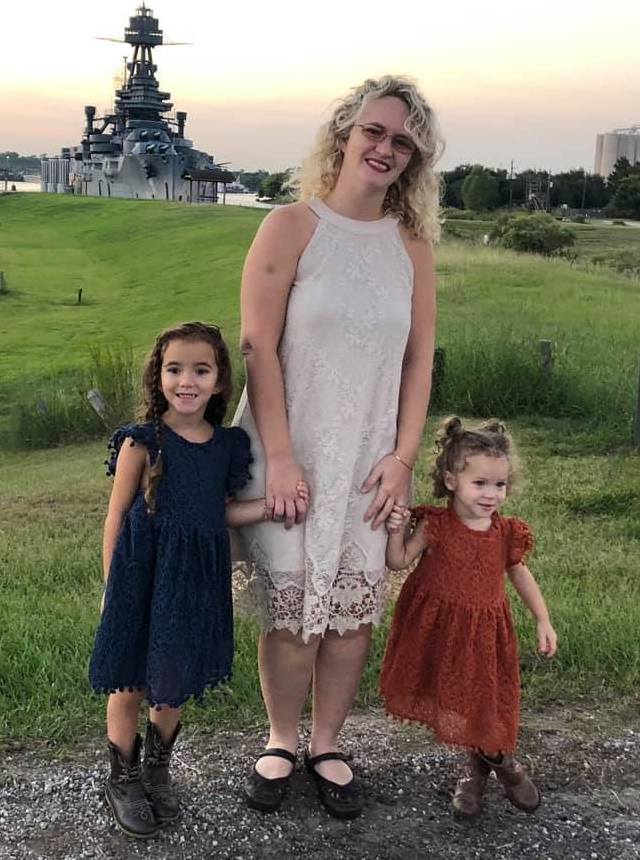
[364,157,391,173]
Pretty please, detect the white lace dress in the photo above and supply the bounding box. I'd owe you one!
[233,197,414,640]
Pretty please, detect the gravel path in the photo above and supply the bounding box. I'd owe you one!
[1,701,639,860]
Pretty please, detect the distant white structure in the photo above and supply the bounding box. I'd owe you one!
[594,126,640,179]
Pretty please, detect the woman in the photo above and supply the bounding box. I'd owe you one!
[234,75,442,818]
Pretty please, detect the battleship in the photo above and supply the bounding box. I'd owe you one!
[41,4,234,202]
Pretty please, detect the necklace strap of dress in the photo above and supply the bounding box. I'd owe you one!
[308,197,398,235]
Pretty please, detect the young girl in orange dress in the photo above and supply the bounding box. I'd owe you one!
[380,416,557,819]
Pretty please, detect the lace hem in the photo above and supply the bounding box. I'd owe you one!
[247,567,390,642]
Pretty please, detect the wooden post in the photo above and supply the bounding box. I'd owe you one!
[539,339,554,378]
[87,389,107,420]
[432,347,446,401]
[77,288,83,305]
[0,271,5,294]
[634,356,640,448]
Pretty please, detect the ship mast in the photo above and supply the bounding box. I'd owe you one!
[114,4,173,131]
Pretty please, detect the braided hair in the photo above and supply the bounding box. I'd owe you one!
[137,322,232,513]
[431,416,518,500]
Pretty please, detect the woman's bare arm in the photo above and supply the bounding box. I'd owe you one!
[363,237,436,528]
[239,203,316,528]
[395,237,437,468]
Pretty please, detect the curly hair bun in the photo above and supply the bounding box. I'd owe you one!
[443,416,463,437]
[480,419,507,435]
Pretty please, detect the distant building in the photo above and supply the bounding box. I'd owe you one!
[594,127,640,179]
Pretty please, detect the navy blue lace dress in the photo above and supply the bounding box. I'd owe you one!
[89,421,252,708]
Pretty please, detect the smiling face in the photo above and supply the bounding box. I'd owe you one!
[160,338,219,420]
[340,95,415,193]
[445,453,510,528]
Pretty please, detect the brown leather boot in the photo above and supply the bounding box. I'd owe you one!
[105,734,159,839]
[491,754,541,812]
[142,721,181,824]
[452,753,491,819]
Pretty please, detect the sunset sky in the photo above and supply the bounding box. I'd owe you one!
[2,0,639,173]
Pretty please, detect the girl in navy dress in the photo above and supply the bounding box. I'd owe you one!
[89,321,308,839]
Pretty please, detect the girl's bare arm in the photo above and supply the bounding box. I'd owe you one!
[507,563,558,657]
[102,440,147,582]
[386,509,429,570]
[225,498,268,528]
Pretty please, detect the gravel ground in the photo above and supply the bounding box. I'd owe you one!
[1,700,639,860]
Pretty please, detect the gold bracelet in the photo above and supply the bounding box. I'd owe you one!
[392,452,413,471]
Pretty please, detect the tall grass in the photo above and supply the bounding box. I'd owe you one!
[8,344,138,449]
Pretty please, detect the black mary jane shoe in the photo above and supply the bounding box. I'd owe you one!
[304,750,364,820]
[244,748,296,813]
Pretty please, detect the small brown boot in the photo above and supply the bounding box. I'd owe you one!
[105,734,159,839]
[491,754,541,812]
[142,721,181,824]
[452,753,491,819]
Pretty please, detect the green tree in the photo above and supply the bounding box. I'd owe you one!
[259,171,292,200]
[441,164,473,208]
[235,170,268,193]
[606,157,635,195]
[612,174,640,219]
[461,166,500,211]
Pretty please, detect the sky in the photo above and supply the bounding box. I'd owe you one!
[2,0,639,173]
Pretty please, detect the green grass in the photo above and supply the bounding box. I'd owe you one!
[0,417,638,746]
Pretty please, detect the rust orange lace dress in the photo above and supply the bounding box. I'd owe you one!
[380,505,533,753]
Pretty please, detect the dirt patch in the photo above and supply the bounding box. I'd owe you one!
[1,699,639,860]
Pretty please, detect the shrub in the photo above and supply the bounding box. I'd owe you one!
[490,213,576,256]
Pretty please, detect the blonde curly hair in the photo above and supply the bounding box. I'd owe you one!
[294,75,444,241]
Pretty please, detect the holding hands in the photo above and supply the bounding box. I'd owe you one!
[386,503,410,534]
[362,453,412,530]
[265,455,310,528]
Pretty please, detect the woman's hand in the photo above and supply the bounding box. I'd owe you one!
[266,456,308,529]
[361,454,412,530]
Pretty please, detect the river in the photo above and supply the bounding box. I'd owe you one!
[4,183,275,209]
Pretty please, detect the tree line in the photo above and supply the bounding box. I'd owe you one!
[443,158,640,218]
[0,152,42,173]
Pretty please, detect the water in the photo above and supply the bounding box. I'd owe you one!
[3,181,41,193]
[4,183,276,209]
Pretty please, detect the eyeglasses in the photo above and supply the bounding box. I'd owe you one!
[354,123,416,156]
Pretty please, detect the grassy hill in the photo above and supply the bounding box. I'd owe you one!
[4,194,639,446]
[0,194,263,380]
